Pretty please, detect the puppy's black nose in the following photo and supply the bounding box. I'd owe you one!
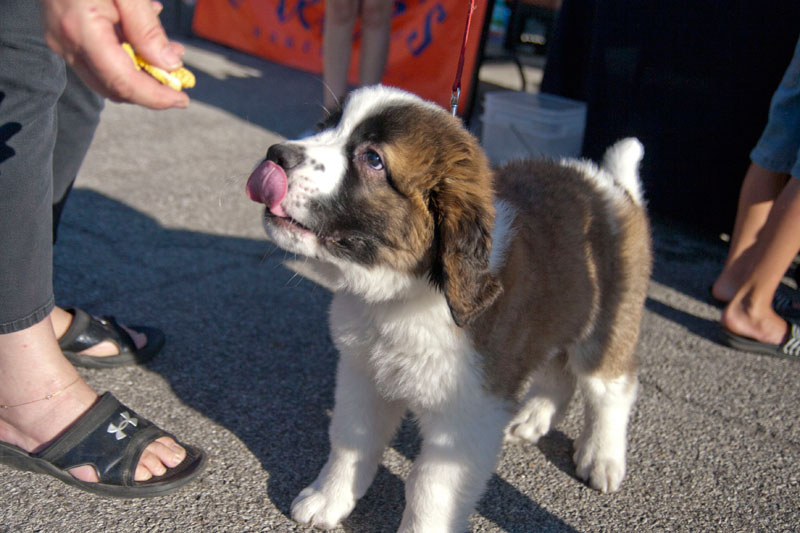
[266,143,304,170]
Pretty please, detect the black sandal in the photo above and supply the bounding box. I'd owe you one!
[58,307,165,369]
[722,321,800,361]
[0,393,207,498]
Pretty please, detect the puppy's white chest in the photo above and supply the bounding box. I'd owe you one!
[329,290,479,410]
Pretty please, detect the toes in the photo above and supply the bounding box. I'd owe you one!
[69,437,186,483]
[573,441,626,493]
[120,325,147,351]
[574,455,625,493]
[505,419,547,444]
[291,486,355,529]
[69,436,186,482]
[135,452,161,480]
[505,404,555,444]
[133,437,186,481]
[154,436,187,467]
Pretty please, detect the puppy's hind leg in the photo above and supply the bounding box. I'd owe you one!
[505,350,575,444]
[291,353,406,530]
[570,354,638,493]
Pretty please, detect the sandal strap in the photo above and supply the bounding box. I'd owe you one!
[58,307,138,355]
[35,393,167,486]
[780,323,800,358]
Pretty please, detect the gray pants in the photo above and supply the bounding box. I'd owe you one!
[0,0,105,333]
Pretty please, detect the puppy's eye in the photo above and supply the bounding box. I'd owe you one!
[364,150,384,171]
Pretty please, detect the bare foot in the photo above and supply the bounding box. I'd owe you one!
[0,318,184,483]
[721,295,788,346]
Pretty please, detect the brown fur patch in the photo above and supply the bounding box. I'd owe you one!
[380,107,502,325]
[469,159,652,400]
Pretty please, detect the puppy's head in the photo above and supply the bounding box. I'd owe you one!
[246,86,501,325]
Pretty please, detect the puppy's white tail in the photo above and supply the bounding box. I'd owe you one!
[602,138,645,206]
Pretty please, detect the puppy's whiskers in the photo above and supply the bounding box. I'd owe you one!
[258,243,280,265]
[217,172,250,208]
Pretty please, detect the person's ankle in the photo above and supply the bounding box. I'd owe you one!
[722,297,787,345]
[711,275,739,303]
[0,384,97,453]
[50,305,148,355]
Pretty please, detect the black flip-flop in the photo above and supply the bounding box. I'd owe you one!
[0,393,207,498]
[722,322,800,361]
[58,307,165,369]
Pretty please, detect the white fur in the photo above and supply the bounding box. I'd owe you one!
[291,277,514,532]
[562,137,646,216]
[272,87,642,531]
[602,138,645,205]
[488,199,517,274]
[572,374,638,493]
[263,87,451,270]
[284,86,440,219]
[505,353,574,444]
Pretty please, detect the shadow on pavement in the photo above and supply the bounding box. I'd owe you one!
[54,189,578,532]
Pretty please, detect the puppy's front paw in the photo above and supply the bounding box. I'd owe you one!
[291,485,356,530]
[573,438,626,493]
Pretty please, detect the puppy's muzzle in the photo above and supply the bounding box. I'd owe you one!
[266,143,304,171]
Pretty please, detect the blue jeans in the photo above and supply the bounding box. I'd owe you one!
[750,36,800,179]
[0,0,104,333]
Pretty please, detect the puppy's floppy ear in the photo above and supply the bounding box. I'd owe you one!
[430,142,502,327]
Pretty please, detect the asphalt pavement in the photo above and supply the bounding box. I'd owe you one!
[0,37,798,533]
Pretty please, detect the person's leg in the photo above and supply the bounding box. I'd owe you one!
[0,0,62,335]
[711,163,788,302]
[51,66,105,242]
[0,0,188,485]
[0,319,185,482]
[356,0,393,87]
[722,177,800,344]
[48,66,150,357]
[713,35,800,304]
[322,0,360,110]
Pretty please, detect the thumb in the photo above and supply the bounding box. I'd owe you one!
[115,0,183,71]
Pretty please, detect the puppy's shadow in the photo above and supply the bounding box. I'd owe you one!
[341,418,579,532]
[55,189,341,516]
[56,190,579,532]
[535,430,580,480]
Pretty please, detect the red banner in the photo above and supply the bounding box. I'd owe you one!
[192,0,487,114]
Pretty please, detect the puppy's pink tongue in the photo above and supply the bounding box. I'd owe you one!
[246,160,288,217]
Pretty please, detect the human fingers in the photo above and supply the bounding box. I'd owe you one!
[115,0,184,72]
[78,16,189,108]
[41,0,188,108]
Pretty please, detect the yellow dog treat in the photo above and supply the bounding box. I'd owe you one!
[122,42,195,91]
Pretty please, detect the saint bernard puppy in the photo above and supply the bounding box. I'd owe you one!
[246,86,652,532]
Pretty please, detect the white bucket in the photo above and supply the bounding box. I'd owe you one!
[481,91,587,165]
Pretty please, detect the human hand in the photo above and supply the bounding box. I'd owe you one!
[40,0,190,109]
